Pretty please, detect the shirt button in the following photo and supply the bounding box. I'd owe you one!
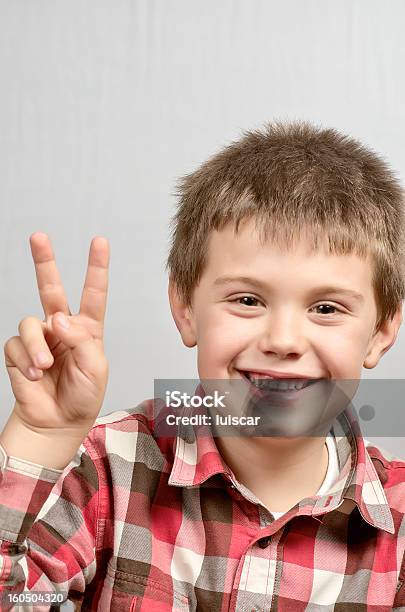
[258,536,271,548]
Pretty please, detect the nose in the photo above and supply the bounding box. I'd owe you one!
[257,309,307,358]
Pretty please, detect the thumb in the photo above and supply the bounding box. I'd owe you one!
[49,312,88,343]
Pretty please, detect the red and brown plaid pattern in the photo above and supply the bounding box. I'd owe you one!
[0,390,404,611]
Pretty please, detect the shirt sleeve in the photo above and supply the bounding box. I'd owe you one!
[0,439,100,611]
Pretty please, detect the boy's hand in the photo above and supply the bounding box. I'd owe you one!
[3,233,110,438]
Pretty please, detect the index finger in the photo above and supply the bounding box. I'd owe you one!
[29,232,71,318]
[79,236,110,323]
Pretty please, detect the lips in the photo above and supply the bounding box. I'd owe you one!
[238,370,321,406]
[239,370,318,382]
[238,370,320,395]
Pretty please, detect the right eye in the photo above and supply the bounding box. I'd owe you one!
[229,295,263,307]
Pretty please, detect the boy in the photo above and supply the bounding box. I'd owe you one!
[0,120,404,610]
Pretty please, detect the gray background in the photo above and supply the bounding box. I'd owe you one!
[0,0,404,457]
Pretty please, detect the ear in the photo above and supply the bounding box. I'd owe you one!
[363,303,403,369]
[167,277,197,348]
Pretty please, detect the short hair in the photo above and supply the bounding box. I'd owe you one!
[166,120,405,331]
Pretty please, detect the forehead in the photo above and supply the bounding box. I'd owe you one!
[204,218,374,291]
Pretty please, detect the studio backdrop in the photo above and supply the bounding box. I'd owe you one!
[0,0,404,456]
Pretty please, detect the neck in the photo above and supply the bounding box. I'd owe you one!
[214,434,329,513]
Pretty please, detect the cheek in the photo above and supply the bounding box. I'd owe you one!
[196,311,248,368]
[199,324,245,356]
[317,328,366,375]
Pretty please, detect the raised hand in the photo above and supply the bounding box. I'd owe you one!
[3,232,110,438]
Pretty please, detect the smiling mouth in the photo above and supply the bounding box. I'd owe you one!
[238,371,320,392]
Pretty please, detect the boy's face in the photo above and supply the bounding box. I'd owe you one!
[169,218,402,386]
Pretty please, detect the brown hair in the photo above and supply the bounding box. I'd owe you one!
[166,120,405,330]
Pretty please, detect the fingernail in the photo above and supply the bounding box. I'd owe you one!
[57,313,70,328]
[35,351,49,367]
[28,367,41,379]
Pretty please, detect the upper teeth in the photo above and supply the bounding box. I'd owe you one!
[246,374,309,391]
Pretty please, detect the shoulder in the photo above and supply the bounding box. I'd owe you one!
[81,398,175,470]
[92,398,154,431]
[364,438,405,469]
[363,438,405,512]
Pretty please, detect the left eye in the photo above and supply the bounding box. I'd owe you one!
[311,304,340,315]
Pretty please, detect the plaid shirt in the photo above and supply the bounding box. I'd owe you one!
[0,387,405,611]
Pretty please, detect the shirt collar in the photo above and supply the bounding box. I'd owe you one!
[166,383,394,534]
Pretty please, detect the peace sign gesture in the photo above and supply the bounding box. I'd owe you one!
[3,233,110,449]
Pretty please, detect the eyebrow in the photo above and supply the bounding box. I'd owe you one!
[213,275,365,302]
